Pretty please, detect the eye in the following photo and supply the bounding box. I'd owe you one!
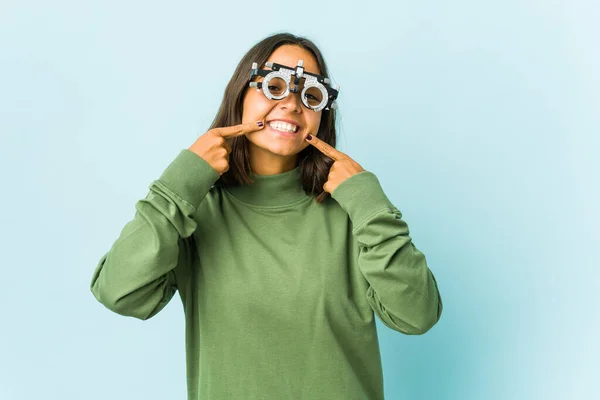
[303,87,323,106]
[265,76,287,96]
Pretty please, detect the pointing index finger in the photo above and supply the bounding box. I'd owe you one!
[306,134,346,161]
[211,121,265,139]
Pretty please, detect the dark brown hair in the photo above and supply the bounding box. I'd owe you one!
[210,32,337,204]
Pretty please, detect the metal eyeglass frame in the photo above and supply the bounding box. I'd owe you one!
[248,60,339,112]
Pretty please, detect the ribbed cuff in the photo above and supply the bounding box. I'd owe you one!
[330,171,397,230]
[156,149,221,208]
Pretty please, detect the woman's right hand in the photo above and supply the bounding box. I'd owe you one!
[188,121,265,175]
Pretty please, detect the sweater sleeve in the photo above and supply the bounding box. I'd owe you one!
[331,171,443,335]
[90,149,220,320]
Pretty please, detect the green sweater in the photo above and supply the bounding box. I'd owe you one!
[90,149,443,400]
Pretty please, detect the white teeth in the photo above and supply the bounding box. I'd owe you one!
[269,121,298,133]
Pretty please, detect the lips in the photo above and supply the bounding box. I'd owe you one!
[267,119,301,133]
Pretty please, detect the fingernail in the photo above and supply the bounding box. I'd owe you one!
[306,134,313,140]
[257,121,264,128]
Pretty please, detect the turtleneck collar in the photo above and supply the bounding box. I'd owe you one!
[224,165,311,208]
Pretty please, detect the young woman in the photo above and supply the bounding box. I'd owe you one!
[91,32,443,400]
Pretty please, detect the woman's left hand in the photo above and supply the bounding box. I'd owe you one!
[305,134,365,194]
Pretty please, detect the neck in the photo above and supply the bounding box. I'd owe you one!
[225,164,310,207]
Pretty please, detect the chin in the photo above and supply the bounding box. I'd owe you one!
[264,144,302,156]
[250,136,304,156]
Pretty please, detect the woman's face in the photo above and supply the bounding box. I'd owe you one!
[241,45,322,160]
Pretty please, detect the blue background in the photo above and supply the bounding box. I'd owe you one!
[1,0,598,399]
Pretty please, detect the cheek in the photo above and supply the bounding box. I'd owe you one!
[307,113,323,133]
[242,93,273,122]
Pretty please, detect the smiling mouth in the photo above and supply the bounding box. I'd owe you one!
[268,120,299,134]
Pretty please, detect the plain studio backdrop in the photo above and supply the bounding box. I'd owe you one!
[0,1,598,399]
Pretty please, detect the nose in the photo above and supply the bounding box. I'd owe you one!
[277,89,303,113]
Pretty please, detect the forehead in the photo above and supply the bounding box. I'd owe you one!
[265,45,321,76]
